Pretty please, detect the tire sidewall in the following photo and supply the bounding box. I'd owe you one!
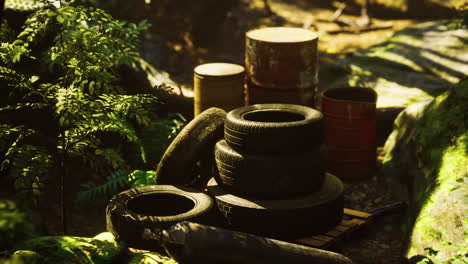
[106,185,214,250]
[224,104,323,153]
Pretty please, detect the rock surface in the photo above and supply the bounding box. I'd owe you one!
[382,79,468,263]
[10,232,126,264]
[321,21,468,108]
[128,252,178,264]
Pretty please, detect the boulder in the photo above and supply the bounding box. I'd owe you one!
[382,79,468,263]
[11,232,126,264]
[128,252,177,264]
[321,21,468,108]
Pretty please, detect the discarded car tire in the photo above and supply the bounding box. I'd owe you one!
[214,139,325,199]
[155,107,226,186]
[106,185,214,250]
[207,173,344,240]
[224,104,323,154]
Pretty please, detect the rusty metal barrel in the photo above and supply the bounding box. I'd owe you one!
[194,63,245,117]
[245,27,318,107]
[321,87,378,181]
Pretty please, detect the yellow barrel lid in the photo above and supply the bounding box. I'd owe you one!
[246,27,318,43]
[194,63,245,77]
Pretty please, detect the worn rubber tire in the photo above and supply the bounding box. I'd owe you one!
[224,104,323,154]
[207,173,344,240]
[106,185,214,250]
[214,139,325,199]
[155,107,226,186]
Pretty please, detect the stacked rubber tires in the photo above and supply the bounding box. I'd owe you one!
[208,104,345,240]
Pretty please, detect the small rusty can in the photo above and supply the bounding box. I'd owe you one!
[321,87,378,181]
[194,63,245,117]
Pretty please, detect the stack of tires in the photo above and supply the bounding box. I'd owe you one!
[207,104,345,240]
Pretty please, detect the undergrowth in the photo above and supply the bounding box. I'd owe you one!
[0,0,183,235]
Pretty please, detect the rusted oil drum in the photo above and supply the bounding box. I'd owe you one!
[321,87,378,181]
[194,63,245,117]
[245,27,318,107]
[245,81,315,106]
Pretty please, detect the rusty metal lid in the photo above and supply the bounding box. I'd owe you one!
[246,27,318,43]
[194,63,245,78]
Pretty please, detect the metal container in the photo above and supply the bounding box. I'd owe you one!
[245,27,318,107]
[194,63,245,117]
[321,87,378,181]
[245,80,315,107]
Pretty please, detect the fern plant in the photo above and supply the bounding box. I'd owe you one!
[76,113,185,201]
[0,0,179,231]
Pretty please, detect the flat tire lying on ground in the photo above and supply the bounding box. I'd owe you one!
[207,173,344,240]
[155,107,226,186]
[106,185,214,250]
[214,139,325,199]
[224,104,323,154]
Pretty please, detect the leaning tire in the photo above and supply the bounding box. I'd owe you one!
[214,139,325,199]
[106,185,214,250]
[207,173,344,240]
[155,107,226,186]
[224,104,323,154]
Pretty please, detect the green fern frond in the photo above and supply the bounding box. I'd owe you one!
[4,0,45,12]
[76,169,130,202]
[3,144,52,207]
[0,19,16,43]
[135,114,186,169]
[0,65,32,89]
[128,170,156,188]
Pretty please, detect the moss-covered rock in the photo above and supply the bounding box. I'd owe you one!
[321,21,468,108]
[128,252,177,264]
[9,232,126,264]
[382,79,468,263]
[4,250,42,264]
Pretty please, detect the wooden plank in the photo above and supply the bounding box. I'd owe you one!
[325,230,343,237]
[344,208,372,219]
[295,237,326,247]
[310,235,335,242]
[292,208,372,249]
[340,220,359,228]
[335,225,352,232]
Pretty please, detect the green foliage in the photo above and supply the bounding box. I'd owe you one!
[0,200,37,251]
[76,169,156,202]
[0,1,178,210]
[4,233,124,264]
[76,113,185,201]
[136,114,186,169]
[0,125,52,207]
[129,170,156,188]
[4,0,45,12]
[76,169,130,202]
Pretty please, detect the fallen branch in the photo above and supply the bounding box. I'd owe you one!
[326,24,393,34]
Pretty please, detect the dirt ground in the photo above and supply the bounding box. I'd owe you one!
[164,0,418,95]
[55,1,435,263]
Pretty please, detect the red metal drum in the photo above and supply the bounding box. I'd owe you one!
[321,87,378,181]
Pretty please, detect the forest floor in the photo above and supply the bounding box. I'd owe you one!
[45,1,444,263]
